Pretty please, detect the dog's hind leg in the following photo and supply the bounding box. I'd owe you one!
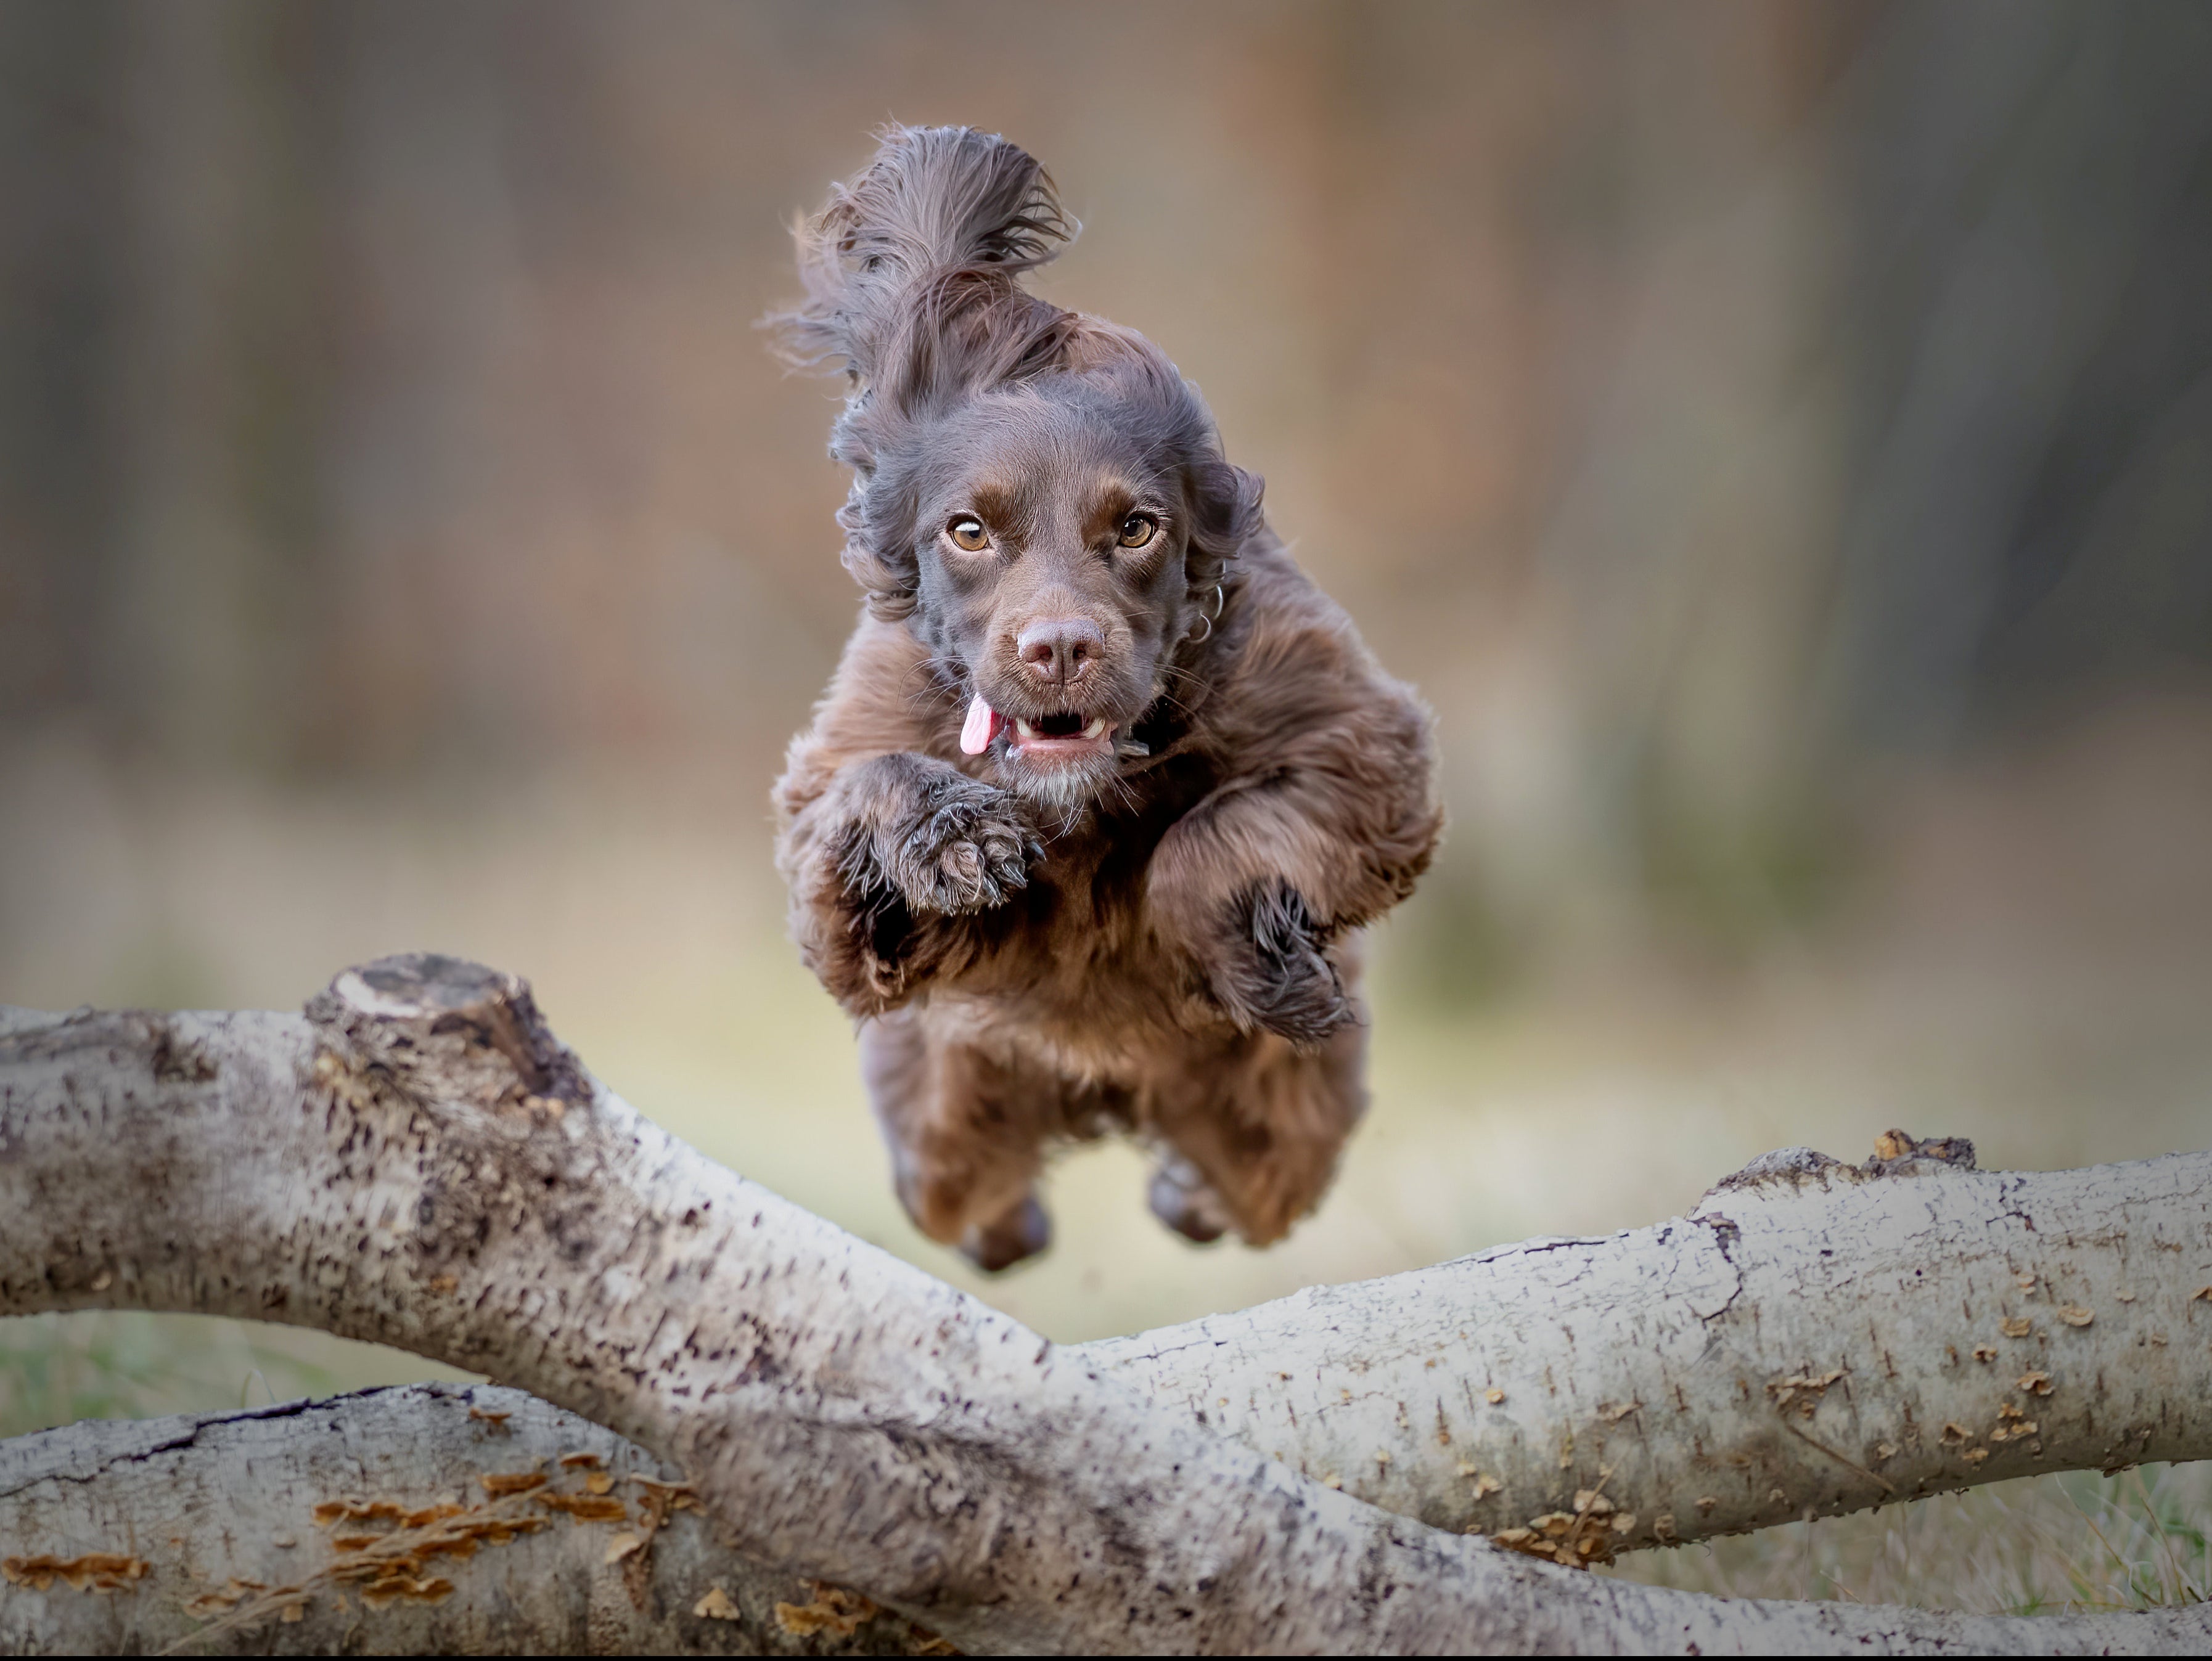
[1146,1022,1368,1248]
[859,1013,1065,1271]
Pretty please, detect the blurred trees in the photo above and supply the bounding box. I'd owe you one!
[2,0,2207,973]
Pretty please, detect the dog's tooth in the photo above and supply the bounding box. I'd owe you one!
[1015,719,1036,740]
[1083,717,1106,740]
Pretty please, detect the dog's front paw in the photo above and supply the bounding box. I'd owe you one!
[851,771,1040,916]
[1211,879,1355,1047]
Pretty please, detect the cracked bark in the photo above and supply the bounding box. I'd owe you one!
[0,1383,944,1655]
[2,957,2208,1654]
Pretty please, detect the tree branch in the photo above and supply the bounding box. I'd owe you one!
[0,1382,947,1655]
[2,958,2208,1654]
[1088,1140,2212,1553]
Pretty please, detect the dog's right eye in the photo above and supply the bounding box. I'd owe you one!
[947,516,990,552]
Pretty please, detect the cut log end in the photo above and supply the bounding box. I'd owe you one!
[308,953,591,1113]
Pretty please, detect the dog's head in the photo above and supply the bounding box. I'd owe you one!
[769,126,1262,808]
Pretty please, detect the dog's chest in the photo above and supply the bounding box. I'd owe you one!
[957,814,1189,1037]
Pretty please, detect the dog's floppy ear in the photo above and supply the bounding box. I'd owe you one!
[1184,455,1265,594]
[769,125,1076,421]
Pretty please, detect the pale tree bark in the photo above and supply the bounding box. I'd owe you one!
[1,957,2208,1654]
[1090,1140,2212,1552]
[14,1142,2208,1580]
[0,1383,947,1655]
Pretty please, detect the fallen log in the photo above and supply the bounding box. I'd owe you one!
[2,957,2207,1653]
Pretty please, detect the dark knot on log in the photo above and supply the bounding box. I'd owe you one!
[1706,1130,1979,1198]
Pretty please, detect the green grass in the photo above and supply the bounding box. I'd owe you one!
[1604,1463,2209,1614]
[0,1311,476,1440]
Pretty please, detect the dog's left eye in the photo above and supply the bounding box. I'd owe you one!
[1117,513,1157,549]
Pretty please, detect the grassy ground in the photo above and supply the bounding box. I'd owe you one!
[1604,1463,2211,1614]
[2,704,2208,1612]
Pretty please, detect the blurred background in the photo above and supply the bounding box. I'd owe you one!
[2,0,2209,1610]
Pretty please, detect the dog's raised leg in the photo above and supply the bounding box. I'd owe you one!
[779,752,1041,1016]
[860,1015,1060,1272]
[1147,1024,1367,1247]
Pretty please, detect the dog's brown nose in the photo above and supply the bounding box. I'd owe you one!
[1016,618,1104,687]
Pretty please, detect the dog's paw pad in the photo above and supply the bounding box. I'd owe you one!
[890,785,1036,914]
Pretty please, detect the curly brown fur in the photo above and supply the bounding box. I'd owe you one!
[771,126,1442,1270]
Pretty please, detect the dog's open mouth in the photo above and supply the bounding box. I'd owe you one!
[960,695,1113,762]
[1018,711,1107,743]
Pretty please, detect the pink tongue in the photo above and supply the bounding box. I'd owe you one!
[959,693,999,756]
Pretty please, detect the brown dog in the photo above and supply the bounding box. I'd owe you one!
[770,127,1441,1270]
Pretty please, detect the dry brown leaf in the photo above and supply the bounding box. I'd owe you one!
[694,1585,741,1621]
[774,1581,877,1639]
[536,1493,628,1522]
[2,1553,149,1594]
[313,1498,405,1527]
[359,1573,454,1609]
